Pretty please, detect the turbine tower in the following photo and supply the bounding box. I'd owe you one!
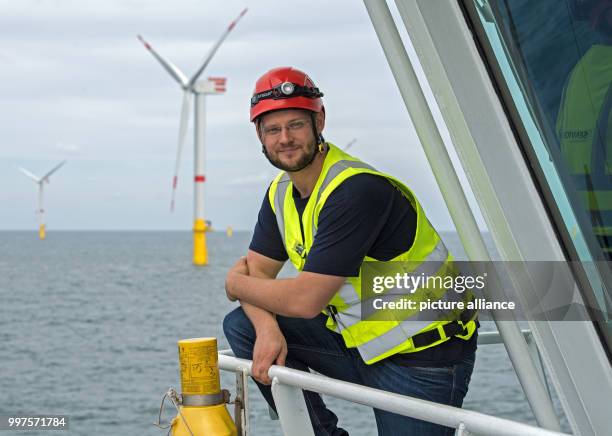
[138,8,247,266]
[18,160,66,240]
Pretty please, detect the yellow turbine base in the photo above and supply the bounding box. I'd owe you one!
[170,404,236,436]
[193,219,208,266]
[39,224,46,240]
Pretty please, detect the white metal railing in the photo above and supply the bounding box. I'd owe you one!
[218,346,572,436]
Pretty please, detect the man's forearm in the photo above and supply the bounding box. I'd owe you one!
[240,255,281,332]
[231,274,317,317]
[226,251,342,319]
[241,301,278,333]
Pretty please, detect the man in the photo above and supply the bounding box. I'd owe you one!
[557,0,612,259]
[224,66,478,436]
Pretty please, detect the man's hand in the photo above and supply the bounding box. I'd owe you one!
[252,324,288,385]
[225,257,249,301]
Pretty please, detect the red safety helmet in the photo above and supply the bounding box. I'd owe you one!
[250,67,324,122]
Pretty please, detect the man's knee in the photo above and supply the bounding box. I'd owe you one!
[223,306,255,346]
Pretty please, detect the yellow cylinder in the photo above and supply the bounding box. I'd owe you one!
[171,404,236,436]
[193,219,208,266]
[173,338,237,436]
[226,226,233,237]
[178,338,220,396]
[39,224,46,240]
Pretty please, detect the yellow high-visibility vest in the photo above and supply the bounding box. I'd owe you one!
[269,143,476,364]
[557,44,612,254]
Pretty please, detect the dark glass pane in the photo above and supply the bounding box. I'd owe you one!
[464,0,611,351]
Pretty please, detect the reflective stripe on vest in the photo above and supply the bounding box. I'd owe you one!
[333,240,451,328]
[268,143,476,364]
[271,160,376,249]
[271,172,291,249]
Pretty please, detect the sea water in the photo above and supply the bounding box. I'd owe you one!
[0,231,569,435]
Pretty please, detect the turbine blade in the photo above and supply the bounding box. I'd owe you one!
[187,8,248,88]
[18,166,41,183]
[137,34,189,87]
[41,160,66,182]
[170,91,192,211]
[343,139,357,151]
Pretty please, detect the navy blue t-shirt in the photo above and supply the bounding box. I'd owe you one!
[249,173,476,366]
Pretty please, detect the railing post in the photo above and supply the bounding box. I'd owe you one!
[455,422,471,436]
[234,367,250,436]
[271,377,315,436]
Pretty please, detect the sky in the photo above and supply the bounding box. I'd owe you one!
[0,0,484,231]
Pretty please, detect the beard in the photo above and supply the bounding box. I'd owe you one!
[263,139,318,172]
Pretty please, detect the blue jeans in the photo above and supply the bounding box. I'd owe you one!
[223,307,475,436]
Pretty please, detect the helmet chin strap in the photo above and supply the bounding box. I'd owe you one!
[310,113,322,145]
[310,112,327,154]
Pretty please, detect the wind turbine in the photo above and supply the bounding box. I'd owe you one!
[18,160,66,240]
[138,8,247,266]
[343,138,357,151]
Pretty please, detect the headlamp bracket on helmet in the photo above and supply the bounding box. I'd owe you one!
[250,81,324,107]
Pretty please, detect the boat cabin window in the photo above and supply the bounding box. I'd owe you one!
[462,0,611,352]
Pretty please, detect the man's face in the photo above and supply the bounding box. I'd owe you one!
[258,109,323,172]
